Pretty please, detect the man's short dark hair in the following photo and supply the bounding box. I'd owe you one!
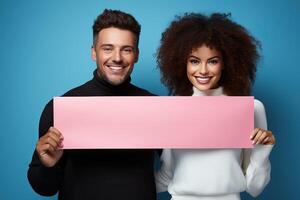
[92,9,141,46]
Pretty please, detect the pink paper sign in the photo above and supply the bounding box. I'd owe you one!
[54,96,254,149]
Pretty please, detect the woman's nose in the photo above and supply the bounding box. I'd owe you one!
[199,63,208,75]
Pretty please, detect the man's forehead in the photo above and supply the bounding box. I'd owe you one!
[97,27,137,47]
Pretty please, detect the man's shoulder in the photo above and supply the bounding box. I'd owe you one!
[62,79,95,97]
[40,80,94,116]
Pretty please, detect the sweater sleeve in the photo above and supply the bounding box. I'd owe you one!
[243,99,273,197]
[27,100,64,196]
[155,149,174,193]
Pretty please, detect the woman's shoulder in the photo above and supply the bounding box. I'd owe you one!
[254,99,265,112]
[254,99,267,129]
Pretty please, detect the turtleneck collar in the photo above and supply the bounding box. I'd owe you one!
[192,86,224,96]
[92,69,132,92]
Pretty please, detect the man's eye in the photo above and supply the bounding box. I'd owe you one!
[102,47,112,52]
[123,48,133,53]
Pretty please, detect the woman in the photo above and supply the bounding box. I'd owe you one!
[155,13,275,200]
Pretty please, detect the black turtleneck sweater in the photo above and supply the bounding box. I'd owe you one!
[28,70,158,200]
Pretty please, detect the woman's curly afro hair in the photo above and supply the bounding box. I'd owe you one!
[157,13,261,96]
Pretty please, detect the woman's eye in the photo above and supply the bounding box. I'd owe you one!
[208,59,219,65]
[189,59,200,65]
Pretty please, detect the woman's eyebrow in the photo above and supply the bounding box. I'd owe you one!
[207,56,221,60]
[189,55,200,59]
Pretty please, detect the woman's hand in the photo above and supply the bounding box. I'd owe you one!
[250,128,275,145]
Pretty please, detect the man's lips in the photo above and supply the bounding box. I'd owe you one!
[106,64,126,72]
[195,76,212,84]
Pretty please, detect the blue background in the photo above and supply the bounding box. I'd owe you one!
[1,0,299,199]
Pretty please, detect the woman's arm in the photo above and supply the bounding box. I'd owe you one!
[155,149,174,193]
[243,99,274,197]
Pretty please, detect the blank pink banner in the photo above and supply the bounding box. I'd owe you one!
[54,96,254,149]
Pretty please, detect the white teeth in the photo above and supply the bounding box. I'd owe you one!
[196,76,211,84]
[107,65,124,71]
[197,77,210,81]
[110,66,122,70]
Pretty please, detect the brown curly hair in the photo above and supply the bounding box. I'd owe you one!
[157,13,260,96]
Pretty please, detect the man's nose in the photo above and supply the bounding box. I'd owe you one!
[112,50,121,62]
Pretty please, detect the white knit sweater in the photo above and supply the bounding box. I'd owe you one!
[155,87,273,200]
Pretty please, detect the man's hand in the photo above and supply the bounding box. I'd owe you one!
[36,127,64,167]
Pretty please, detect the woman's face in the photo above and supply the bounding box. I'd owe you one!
[187,44,223,91]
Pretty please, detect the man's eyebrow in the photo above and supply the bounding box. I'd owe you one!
[98,44,135,49]
[121,45,135,49]
[99,44,113,48]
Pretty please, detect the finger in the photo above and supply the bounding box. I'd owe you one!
[48,131,63,145]
[38,133,61,151]
[257,131,268,144]
[265,134,276,145]
[253,129,264,145]
[45,136,61,150]
[45,128,64,147]
[262,136,270,144]
[250,128,259,140]
[49,127,64,139]
[37,143,56,156]
[38,128,62,143]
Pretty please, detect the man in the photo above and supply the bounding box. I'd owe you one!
[28,9,157,200]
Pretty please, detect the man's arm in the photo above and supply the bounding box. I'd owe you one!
[27,100,64,196]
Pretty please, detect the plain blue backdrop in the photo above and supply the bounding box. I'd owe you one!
[1,0,299,199]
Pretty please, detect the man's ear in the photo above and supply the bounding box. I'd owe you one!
[135,48,139,63]
[91,45,96,61]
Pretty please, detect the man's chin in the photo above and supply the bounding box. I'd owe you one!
[97,70,130,85]
[106,76,127,85]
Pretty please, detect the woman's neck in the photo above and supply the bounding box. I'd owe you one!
[192,86,224,96]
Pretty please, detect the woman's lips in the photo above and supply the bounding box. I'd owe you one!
[195,76,212,84]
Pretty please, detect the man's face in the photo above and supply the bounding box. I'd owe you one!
[92,27,139,85]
